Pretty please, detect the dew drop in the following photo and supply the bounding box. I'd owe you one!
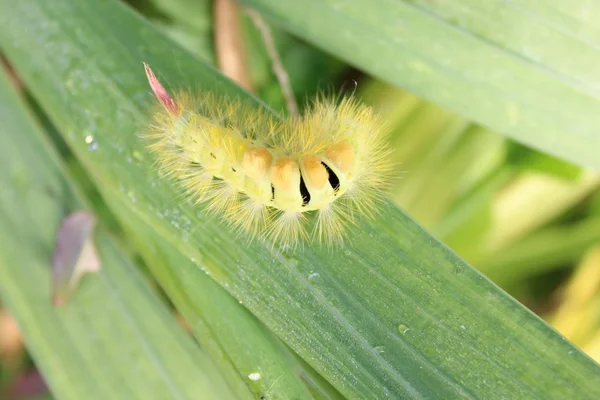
[398,323,410,335]
[453,264,464,275]
[84,135,98,151]
[308,272,320,281]
[248,372,261,381]
[132,150,144,161]
[373,345,385,354]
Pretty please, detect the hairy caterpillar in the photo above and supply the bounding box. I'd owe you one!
[143,64,392,247]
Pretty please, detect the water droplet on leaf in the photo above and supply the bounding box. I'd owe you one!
[248,372,261,381]
[398,323,410,335]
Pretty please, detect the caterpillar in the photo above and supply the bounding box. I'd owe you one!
[143,64,393,247]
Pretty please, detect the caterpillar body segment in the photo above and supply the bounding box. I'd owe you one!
[143,64,392,247]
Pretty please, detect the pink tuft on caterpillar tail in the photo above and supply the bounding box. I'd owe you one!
[143,63,181,116]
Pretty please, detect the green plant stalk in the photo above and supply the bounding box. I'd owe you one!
[105,190,344,399]
[388,103,459,172]
[483,170,600,252]
[398,125,503,228]
[360,81,508,231]
[0,62,238,400]
[358,79,430,143]
[434,167,514,258]
[479,216,600,286]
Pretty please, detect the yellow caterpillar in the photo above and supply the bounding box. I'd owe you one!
[143,64,392,247]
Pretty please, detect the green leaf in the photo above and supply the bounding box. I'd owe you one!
[1,0,599,399]
[103,186,343,399]
[479,216,600,286]
[0,61,238,400]
[239,0,600,172]
[507,143,584,181]
[141,0,215,63]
